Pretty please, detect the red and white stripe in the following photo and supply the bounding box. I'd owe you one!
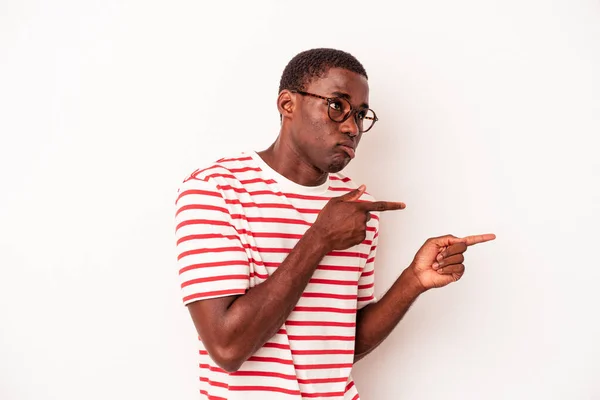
[175,152,379,399]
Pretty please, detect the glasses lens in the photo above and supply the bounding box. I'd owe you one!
[327,97,351,122]
[358,109,376,132]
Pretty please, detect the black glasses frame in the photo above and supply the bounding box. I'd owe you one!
[291,90,378,133]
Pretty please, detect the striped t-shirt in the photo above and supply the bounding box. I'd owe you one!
[175,151,380,400]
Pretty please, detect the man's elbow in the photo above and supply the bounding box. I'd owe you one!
[210,344,247,373]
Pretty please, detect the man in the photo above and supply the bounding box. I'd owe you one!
[174,48,495,399]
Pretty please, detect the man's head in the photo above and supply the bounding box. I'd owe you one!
[277,48,375,174]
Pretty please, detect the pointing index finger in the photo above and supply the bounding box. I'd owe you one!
[461,233,496,246]
[361,201,406,212]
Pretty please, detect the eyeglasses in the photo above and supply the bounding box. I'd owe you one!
[291,90,378,133]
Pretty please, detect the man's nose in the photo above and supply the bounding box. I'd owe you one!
[340,113,360,137]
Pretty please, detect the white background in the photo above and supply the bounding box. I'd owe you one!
[1,1,599,399]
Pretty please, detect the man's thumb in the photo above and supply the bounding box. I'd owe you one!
[339,184,366,201]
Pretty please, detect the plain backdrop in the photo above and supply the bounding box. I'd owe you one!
[1,1,599,399]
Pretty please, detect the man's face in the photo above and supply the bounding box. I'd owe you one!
[290,67,370,174]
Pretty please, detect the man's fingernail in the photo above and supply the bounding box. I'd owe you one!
[432,262,439,269]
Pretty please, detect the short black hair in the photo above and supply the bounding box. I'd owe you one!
[278,48,368,94]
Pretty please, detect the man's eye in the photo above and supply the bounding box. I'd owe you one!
[329,101,343,111]
[357,110,367,120]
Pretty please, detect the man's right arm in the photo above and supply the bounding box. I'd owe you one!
[186,226,330,372]
[176,179,403,372]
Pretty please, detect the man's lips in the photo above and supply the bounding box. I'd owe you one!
[339,145,355,159]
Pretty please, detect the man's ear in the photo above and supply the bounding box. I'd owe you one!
[277,90,295,119]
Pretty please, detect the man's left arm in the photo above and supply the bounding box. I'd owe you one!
[354,233,496,362]
[354,266,424,362]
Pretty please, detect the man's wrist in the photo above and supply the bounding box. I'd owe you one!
[304,225,332,256]
[400,264,428,298]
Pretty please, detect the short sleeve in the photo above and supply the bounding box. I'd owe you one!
[357,228,378,310]
[174,175,250,305]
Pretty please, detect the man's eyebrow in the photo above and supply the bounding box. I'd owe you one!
[331,91,369,109]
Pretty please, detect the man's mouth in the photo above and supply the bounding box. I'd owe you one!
[339,144,355,159]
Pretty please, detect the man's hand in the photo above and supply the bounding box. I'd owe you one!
[311,185,406,250]
[409,233,496,291]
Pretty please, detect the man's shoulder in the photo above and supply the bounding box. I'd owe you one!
[181,151,256,185]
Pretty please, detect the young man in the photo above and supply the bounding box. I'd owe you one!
[174,48,495,399]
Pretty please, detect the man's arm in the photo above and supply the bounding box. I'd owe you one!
[352,233,496,362]
[181,185,405,372]
[187,226,330,372]
[353,266,424,362]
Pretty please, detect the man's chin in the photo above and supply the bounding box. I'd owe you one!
[326,156,350,173]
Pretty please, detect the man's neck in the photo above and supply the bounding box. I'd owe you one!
[257,139,328,187]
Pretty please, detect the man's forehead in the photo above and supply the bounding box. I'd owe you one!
[309,68,369,99]
[313,68,367,86]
